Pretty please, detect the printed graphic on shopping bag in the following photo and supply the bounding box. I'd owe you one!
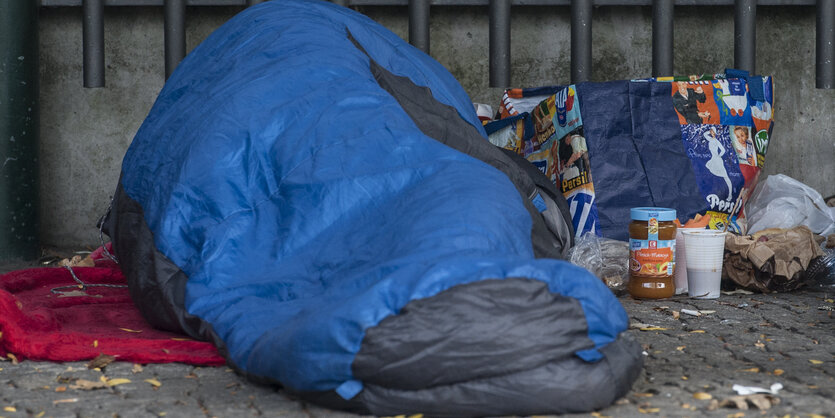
[671,81,721,125]
[713,78,751,124]
[486,114,528,154]
[680,124,746,214]
[750,76,774,168]
[493,85,601,237]
[539,86,599,237]
[730,125,756,166]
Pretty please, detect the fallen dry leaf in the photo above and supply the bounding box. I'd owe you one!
[35,411,45,418]
[7,353,18,365]
[809,359,823,365]
[637,407,660,413]
[144,378,162,388]
[773,369,784,376]
[681,376,689,380]
[672,310,680,320]
[633,392,654,397]
[170,337,193,341]
[693,392,712,400]
[689,330,706,333]
[70,379,107,390]
[640,327,669,331]
[132,364,143,374]
[630,322,652,329]
[55,386,67,392]
[719,394,779,410]
[87,354,116,370]
[755,341,766,349]
[676,346,686,351]
[105,378,131,387]
[4,406,17,412]
[119,328,142,333]
[738,367,760,373]
[52,398,78,405]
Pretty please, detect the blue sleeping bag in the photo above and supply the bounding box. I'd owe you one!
[104,0,642,415]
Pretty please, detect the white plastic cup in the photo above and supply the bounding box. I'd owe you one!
[674,229,688,295]
[681,230,727,299]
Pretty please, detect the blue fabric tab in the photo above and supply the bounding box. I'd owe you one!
[336,380,363,400]
[576,348,604,362]
[746,76,765,101]
[725,68,765,101]
[532,193,548,213]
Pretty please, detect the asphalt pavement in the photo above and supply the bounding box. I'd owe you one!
[1,255,833,418]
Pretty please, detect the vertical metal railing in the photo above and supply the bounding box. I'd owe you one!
[82,0,105,87]
[1,0,40,261]
[409,0,431,54]
[489,0,511,87]
[164,0,186,79]
[60,0,832,90]
[818,0,835,88]
[570,0,593,83]
[652,0,674,77]
[734,0,757,74]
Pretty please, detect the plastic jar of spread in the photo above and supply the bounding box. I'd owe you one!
[628,207,677,299]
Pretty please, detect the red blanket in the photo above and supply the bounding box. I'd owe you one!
[0,247,224,365]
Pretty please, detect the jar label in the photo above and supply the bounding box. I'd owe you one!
[630,238,675,276]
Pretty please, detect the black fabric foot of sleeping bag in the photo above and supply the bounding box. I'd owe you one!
[103,0,642,415]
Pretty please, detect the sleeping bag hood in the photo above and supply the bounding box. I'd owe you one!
[103,0,642,415]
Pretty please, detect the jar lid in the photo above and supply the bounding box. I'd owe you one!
[630,207,677,221]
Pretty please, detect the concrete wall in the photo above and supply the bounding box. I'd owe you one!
[38,4,834,248]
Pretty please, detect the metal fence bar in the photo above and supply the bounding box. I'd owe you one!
[40,0,822,6]
[652,0,673,77]
[164,0,186,79]
[409,0,431,53]
[0,0,41,261]
[817,0,834,88]
[82,0,105,87]
[571,0,593,83]
[489,0,511,87]
[734,0,757,73]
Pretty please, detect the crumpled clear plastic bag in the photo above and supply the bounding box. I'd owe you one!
[569,232,629,294]
[746,174,835,236]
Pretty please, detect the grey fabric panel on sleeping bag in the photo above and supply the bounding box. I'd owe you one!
[351,278,643,416]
